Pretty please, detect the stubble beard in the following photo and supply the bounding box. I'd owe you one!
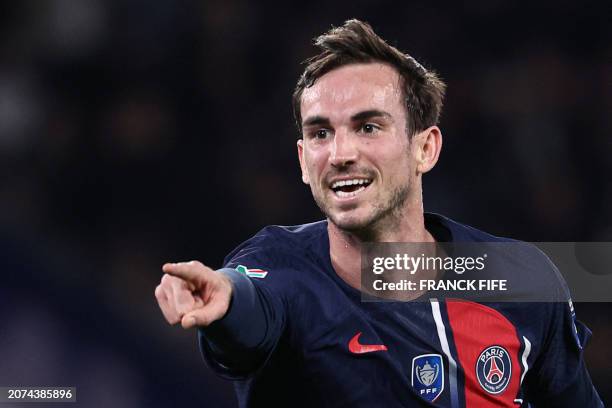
[313,182,410,239]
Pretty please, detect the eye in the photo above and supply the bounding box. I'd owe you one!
[360,123,380,134]
[312,129,330,139]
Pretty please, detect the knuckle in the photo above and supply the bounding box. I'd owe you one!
[190,260,204,268]
[154,285,165,299]
[175,303,190,315]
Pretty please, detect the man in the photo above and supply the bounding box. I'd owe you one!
[155,20,602,407]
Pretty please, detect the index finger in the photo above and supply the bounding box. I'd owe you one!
[162,261,213,284]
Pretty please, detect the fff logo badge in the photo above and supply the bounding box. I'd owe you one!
[411,353,444,402]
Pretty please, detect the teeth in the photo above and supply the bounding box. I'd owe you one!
[335,186,366,197]
[331,178,371,189]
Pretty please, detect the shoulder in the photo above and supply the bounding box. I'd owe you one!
[429,212,570,302]
[426,212,516,243]
[255,221,328,247]
[222,220,328,269]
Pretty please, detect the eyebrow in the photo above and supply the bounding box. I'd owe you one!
[302,115,330,128]
[302,110,393,128]
[350,110,393,122]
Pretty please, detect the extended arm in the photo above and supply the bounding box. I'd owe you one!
[155,261,279,375]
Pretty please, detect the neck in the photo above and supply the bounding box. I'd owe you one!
[328,205,435,291]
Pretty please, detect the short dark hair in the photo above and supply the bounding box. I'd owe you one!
[292,19,446,138]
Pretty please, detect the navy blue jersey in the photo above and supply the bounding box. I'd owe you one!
[199,213,602,407]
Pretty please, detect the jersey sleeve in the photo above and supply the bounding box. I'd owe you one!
[524,258,603,407]
[198,231,293,380]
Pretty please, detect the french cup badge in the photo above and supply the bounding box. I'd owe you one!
[412,353,444,402]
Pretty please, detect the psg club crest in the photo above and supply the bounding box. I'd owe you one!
[476,345,512,394]
[411,354,444,402]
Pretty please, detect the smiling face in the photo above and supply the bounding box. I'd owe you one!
[297,63,423,234]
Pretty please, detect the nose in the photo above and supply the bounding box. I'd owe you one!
[330,129,358,168]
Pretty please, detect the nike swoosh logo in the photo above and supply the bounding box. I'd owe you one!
[348,332,388,354]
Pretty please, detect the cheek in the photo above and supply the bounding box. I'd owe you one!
[381,148,414,179]
[305,148,327,172]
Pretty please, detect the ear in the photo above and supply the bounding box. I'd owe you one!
[297,139,310,184]
[413,126,442,174]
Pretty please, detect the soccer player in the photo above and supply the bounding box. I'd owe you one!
[154,20,603,407]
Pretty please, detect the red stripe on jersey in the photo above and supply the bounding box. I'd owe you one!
[446,300,521,407]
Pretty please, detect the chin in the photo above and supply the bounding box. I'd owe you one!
[328,210,375,232]
[314,195,377,232]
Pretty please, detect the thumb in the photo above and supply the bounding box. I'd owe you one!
[181,298,229,329]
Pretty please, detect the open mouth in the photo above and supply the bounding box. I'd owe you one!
[330,178,373,198]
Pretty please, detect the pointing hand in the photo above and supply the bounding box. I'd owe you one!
[155,261,233,329]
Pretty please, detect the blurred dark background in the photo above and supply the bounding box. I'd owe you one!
[0,1,609,407]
